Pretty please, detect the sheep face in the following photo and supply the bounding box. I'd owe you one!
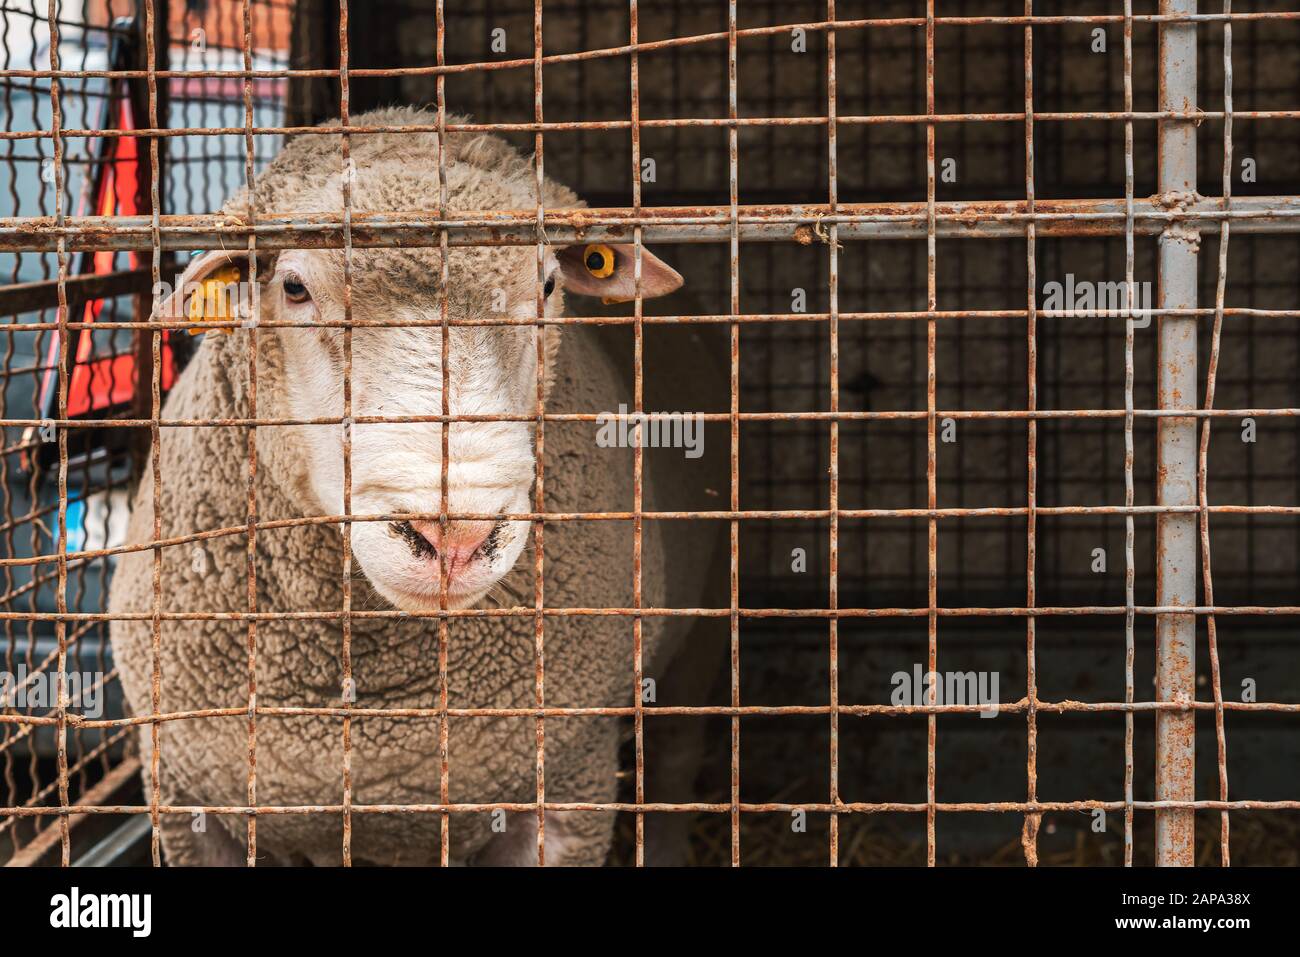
[262,243,557,611]
[166,120,684,612]
[179,238,680,612]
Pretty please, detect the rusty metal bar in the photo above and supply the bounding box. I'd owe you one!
[5,195,1300,252]
[2,603,1298,625]
[1198,0,1234,866]
[6,696,1299,735]
[1123,0,1137,868]
[44,0,72,870]
[2,11,1294,90]
[727,0,741,869]
[924,0,938,869]
[826,0,841,868]
[1021,0,1040,868]
[3,694,1290,726]
[435,0,452,871]
[532,0,548,867]
[3,304,1300,335]
[5,107,1300,142]
[629,0,646,869]
[1154,0,1199,868]
[337,0,356,870]
[5,798,1299,819]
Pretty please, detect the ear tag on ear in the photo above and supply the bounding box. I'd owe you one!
[583,244,616,279]
[186,265,242,336]
[583,244,632,304]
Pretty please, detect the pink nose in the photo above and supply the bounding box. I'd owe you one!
[410,519,495,575]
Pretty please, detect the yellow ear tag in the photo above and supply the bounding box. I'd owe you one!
[583,244,616,279]
[186,265,242,335]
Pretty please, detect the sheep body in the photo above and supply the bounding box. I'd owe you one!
[107,109,713,865]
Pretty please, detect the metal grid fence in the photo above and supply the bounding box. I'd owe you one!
[1,0,1299,867]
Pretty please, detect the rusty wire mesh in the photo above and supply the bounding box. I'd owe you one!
[0,0,1298,867]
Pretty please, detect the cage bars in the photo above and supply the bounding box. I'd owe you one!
[924,0,938,868]
[1154,0,1199,869]
[1198,0,1233,867]
[1123,0,1138,869]
[629,0,646,868]
[1022,0,1039,868]
[336,0,355,869]
[825,0,840,868]
[1,0,1297,868]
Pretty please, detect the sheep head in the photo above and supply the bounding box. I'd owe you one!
[158,118,682,611]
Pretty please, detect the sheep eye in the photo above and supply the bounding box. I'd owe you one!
[583,244,616,279]
[282,275,310,303]
[543,276,555,297]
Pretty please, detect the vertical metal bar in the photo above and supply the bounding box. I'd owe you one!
[629,0,646,869]
[532,0,548,867]
[826,0,841,869]
[239,0,260,868]
[338,0,355,867]
[727,0,741,868]
[45,0,71,868]
[1021,0,1040,868]
[1122,0,1137,869]
[1155,0,1199,868]
[435,0,451,869]
[143,0,164,870]
[924,0,938,869]
[1197,0,1233,865]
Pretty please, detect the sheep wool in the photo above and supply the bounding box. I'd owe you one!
[108,107,718,865]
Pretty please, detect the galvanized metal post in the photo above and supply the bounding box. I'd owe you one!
[1155,0,1199,867]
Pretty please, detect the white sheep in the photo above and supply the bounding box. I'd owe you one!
[108,106,723,865]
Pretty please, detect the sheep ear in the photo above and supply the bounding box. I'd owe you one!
[153,251,279,319]
[557,243,683,302]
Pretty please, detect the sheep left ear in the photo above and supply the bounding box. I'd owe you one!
[557,243,684,301]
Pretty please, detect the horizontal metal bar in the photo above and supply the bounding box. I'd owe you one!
[1,9,1296,85]
[3,407,1299,432]
[4,501,1299,573]
[4,799,1299,818]
[20,698,1293,732]
[3,305,1300,332]
[1,196,1297,252]
[2,109,1299,142]
[2,605,1300,624]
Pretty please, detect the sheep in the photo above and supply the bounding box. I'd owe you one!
[107,106,724,865]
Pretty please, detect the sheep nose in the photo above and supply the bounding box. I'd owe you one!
[410,519,496,572]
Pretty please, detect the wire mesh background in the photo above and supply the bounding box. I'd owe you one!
[1,0,1298,866]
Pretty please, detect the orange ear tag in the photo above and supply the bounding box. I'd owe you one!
[186,265,242,335]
